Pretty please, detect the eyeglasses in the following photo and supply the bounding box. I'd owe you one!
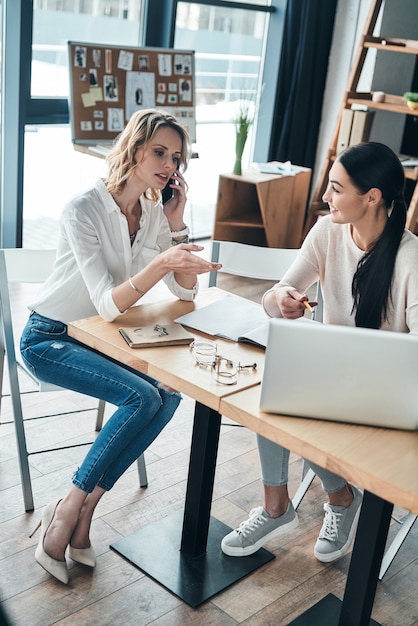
[190,340,257,385]
[210,355,257,385]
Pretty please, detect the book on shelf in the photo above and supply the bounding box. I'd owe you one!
[336,109,374,154]
[349,110,374,146]
[175,294,271,348]
[118,323,194,348]
[337,109,354,154]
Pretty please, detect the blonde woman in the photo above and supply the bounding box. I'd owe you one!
[21,109,221,584]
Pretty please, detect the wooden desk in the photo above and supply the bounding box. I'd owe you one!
[69,288,264,410]
[68,288,418,622]
[220,387,418,626]
[69,288,270,607]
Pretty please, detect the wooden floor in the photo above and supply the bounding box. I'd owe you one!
[1,251,418,626]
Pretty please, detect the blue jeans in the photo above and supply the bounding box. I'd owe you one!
[257,434,346,493]
[20,312,181,493]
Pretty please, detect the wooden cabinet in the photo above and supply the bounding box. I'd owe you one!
[212,167,311,249]
[304,0,418,237]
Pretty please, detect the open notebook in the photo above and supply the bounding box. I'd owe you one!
[175,294,270,347]
[260,318,418,430]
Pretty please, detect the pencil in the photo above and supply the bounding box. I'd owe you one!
[303,300,314,313]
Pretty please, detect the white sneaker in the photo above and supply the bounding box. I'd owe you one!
[221,502,299,557]
[314,486,363,563]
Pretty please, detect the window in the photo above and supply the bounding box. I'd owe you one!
[23,1,145,247]
[15,1,281,247]
[174,2,271,238]
[31,0,145,97]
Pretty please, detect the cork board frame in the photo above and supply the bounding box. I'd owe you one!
[68,41,196,145]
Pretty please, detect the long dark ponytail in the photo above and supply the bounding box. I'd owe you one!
[338,142,406,329]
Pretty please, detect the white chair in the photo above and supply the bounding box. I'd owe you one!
[209,240,316,486]
[209,240,300,287]
[0,248,147,512]
[209,240,416,579]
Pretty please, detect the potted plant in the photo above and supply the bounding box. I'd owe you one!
[403,92,418,111]
[232,96,254,175]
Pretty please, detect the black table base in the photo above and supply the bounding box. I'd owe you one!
[111,510,274,608]
[111,399,394,621]
[287,491,393,626]
[111,401,274,607]
[287,594,381,626]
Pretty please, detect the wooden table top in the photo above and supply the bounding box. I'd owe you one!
[220,386,418,516]
[68,286,418,514]
[68,288,264,412]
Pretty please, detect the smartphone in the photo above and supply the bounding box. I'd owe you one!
[162,168,179,203]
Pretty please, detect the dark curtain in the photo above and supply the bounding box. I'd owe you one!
[269,0,338,169]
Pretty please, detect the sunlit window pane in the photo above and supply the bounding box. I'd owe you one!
[31,0,144,97]
[174,2,268,238]
[216,0,270,4]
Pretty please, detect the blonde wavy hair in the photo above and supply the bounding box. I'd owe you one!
[104,108,191,202]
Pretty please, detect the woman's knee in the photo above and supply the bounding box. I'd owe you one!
[124,382,161,414]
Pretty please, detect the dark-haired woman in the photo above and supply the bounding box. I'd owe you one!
[221,141,418,562]
[21,109,221,584]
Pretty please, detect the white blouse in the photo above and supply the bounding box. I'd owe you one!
[29,178,198,323]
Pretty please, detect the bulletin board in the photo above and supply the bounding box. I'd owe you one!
[68,41,196,146]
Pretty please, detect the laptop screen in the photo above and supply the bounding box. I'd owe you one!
[260,318,418,430]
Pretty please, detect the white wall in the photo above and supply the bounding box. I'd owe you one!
[312,0,374,196]
[313,0,418,196]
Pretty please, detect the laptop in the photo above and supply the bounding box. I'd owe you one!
[260,318,418,430]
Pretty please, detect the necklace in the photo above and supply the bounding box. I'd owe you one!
[112,194,141,245]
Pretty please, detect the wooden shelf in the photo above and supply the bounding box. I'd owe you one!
[213,167,311,248]
[347,92,418,116]
[304,0,418,238]
[364,35,418,55]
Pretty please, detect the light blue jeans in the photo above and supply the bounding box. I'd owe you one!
[257,434,346,493]
[20,312,181,493]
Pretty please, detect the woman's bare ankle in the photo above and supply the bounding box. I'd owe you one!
[327,484,354,508]
[69,510,93,549]
[264,485,290,518]
[43,501,80,560]
[265,498,290,518]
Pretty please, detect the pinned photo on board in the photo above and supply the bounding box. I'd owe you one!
[108,108,124,132]
[104,75,119,101]
[74,46,87,68]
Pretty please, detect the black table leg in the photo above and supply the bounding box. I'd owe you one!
[339,491,393,625]
[180,402,222,556]
[111,400,274,607]
[287,491,393,626]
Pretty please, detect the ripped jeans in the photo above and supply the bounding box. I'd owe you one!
[20,312,181,493]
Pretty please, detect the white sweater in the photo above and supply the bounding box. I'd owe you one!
[263,215,418,333]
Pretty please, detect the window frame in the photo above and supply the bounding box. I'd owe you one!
[2,0,285,247]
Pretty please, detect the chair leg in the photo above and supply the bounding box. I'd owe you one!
[95,399,106,431]
[136,453,148,488]
[379,512,417,580]
[0,263,35,512]
[292,466,316,510]
[6,351,34,511]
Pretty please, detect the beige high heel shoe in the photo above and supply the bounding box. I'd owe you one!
[68,545,96,568]
[29,500,69,585]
